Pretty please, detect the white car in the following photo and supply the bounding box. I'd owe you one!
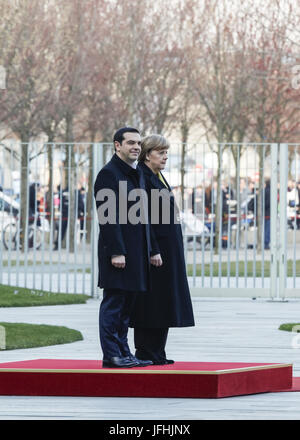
[0,191,49,250]
[0,191,19,231]
[180,211,211,247]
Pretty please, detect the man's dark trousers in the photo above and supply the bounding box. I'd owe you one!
[99,289,137,359]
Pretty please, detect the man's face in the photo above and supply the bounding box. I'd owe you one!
[115,132,141,164]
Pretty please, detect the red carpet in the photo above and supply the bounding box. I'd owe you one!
[0,359,293,398]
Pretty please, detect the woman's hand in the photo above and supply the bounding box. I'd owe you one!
[150,254,163,267]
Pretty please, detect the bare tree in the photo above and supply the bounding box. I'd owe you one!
[0,0,57,250]
[243,0,300,250]
[188,0,255,253]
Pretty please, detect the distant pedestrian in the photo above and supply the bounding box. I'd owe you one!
[53,185,85,250]
[29,182,41,226]
[263,180,271,249]
[53,185,68,250]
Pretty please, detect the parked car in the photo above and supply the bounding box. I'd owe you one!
[0,191,19,229]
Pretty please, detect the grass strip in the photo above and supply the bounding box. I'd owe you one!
[278,323,300,333]
[187,260,300,277]
[0,284,89,307]
[0,322,83,350]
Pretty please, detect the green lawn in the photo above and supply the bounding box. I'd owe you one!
[0,322,83,350]
[187,260,300,277]
[2,260,55,267]
[0,284,90,307]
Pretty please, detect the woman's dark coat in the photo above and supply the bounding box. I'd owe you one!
[129,161,195,328]
[94,154,151,292]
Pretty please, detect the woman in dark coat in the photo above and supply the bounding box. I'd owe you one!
[129,134,195,365]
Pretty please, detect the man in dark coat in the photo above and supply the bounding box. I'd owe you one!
[29,182,41,225]
[247,180,271,249]
[53,186,84,250]
[94,127,153,368]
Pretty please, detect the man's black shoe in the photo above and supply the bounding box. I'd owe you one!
[125,355,153,367]
[102,356,140,368]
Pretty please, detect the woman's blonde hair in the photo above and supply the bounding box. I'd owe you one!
[139,134,170,163]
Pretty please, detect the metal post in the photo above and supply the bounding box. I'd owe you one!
[270,143,278,300]
[235,144,240,288]
[66,144,71,293]
[218,144,223,288]
[261,144,266,287]
[91,143,103,298]
[279,144,288,300]
[81,144,88,295]
[201,143,205,288]
[49,143,54,292]
[0,144,4,285]
[24,144,30,289]
[292,144,299,288]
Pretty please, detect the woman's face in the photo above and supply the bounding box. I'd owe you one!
[146,148,168,171]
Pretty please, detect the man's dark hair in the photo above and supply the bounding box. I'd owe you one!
[113,127,140,145]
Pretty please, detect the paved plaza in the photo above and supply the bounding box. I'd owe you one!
[1,295,300,419]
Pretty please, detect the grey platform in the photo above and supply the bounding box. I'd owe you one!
[0,296,300,420]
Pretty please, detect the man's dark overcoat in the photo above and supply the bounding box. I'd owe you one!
[129,161,195,328]
[94,153,151,292]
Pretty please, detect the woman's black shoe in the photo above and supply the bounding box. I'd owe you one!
[102,356,139,368]
[152,359,175,365]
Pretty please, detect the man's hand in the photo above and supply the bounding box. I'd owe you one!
[111,255,126,268]
[150,254,163,267]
